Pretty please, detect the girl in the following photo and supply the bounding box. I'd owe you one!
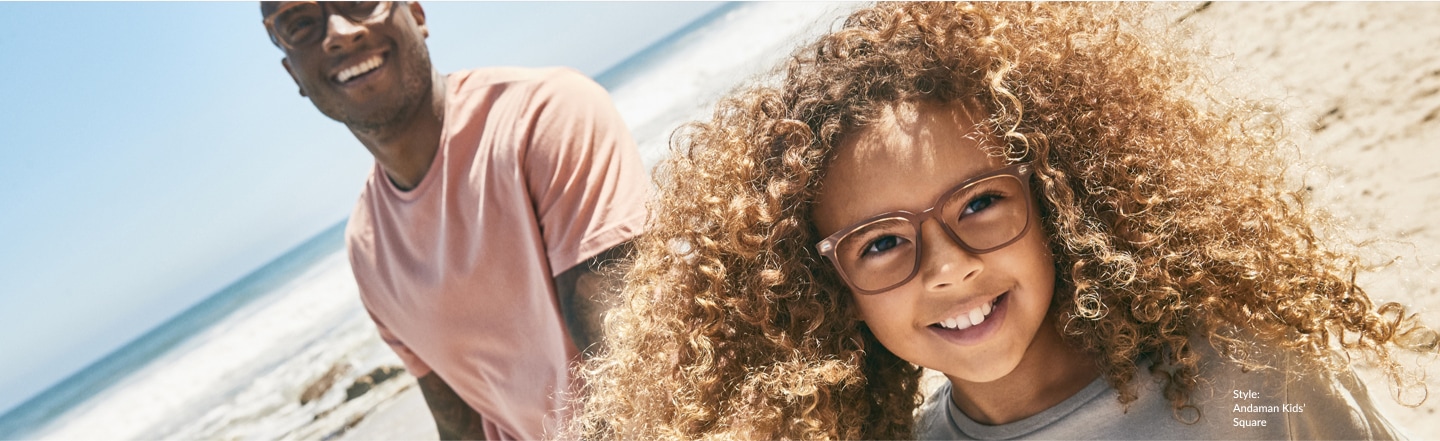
[570,3,1437,439]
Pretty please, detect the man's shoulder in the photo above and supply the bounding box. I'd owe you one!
[442,67,614,138]
[448,66,597,96]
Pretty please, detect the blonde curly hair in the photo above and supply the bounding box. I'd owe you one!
[569,2,1437,439]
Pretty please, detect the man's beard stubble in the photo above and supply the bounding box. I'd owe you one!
[347,46,434,135]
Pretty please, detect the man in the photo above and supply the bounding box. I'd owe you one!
[260,2,648,439]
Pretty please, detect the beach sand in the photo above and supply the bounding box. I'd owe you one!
[1178,2,1440,436]
[324,3,1440,439]
[336,385,434,441]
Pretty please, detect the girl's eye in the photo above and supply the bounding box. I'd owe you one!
[862,235,904,257]
[962,194,1000,216]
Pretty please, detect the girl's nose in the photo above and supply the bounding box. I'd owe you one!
[917,219,982,292]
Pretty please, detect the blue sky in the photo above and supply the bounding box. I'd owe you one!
[0,1,723,416]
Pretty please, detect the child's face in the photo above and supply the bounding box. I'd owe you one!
[813,102,1058,383]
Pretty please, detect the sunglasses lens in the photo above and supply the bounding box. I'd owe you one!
[271,2,386,48]
[834,218,919,293]
[273,3,324,47]
[338,2,385,22]
[941,175,1029,252]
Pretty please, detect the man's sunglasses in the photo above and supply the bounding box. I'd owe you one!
[264,2,393,50]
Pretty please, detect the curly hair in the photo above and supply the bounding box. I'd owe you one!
[569,3,1437,439]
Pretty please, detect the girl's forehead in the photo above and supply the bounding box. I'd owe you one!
[814,102,1006,232]
[833,102,996,173]
[849,101,987,145]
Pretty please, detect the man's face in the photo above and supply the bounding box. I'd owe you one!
[265,1,435,131]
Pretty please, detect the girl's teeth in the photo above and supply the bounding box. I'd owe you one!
[940,298,1000,330]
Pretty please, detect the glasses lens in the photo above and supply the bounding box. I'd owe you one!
[834,217,919,292]
[273,3,324,47]
[823,165,1032,294]
[338,2,385,22]
[941,175,1029,252]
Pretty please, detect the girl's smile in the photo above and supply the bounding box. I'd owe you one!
[929,292,1007,346]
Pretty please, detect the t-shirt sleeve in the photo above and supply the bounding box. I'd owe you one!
[521,69,649,276]
[366,309,433,378]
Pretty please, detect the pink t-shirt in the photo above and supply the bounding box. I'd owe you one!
[345,67,648,440]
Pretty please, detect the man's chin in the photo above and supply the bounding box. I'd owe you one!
[311,75,430,132]
[310,96,402,130]
[342,109,410,133]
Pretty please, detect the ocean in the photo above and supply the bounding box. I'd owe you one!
[0,3,857,439]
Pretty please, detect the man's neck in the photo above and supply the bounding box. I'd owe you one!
[354,71,448,191]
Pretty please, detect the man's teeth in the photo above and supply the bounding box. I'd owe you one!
[337,56,383,83]
[938,298,996,330]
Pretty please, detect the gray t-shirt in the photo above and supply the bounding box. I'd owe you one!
[916,346,1405,440]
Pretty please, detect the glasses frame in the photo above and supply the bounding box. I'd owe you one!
[815,161,1035,295]
[263,2,394,50]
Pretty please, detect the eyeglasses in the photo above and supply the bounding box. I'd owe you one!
[264,2,393,50]
[816,162,1035,294]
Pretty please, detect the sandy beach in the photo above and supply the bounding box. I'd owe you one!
[336,375,435,441]
[318,3,1440,440]
[1178,2,1440,436]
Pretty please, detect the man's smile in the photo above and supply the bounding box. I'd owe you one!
[333,53,386,84]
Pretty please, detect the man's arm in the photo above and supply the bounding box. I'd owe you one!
[554,241,631,359]
[416,372,487,440]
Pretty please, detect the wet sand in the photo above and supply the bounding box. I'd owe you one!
[336,385,434,441]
